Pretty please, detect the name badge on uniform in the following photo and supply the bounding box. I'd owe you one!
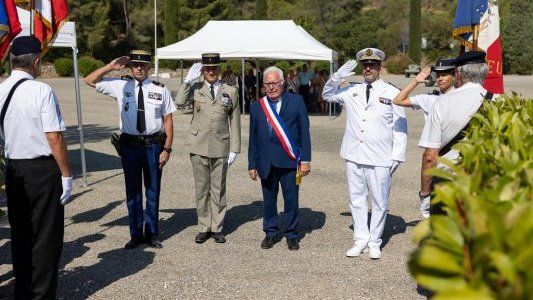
[379,97,392,105]
[124,92,133,98]
[148,92,162,101]
[124,102,130,111]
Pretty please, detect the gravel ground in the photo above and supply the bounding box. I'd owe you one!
[0,74,531,299]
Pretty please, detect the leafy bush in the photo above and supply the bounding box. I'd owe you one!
[54,58,73,77]
[384,54,413,74]
[409,95,533,299]
[79,57,105,77]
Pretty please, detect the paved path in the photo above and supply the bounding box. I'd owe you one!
[1,74,531,299]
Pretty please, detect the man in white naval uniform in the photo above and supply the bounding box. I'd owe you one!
[418,51,489,215]
[322,48,407,259]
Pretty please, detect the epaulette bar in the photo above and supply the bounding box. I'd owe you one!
[387,82,400,90]
[152,80,165,87]
[349,81,362,85]
[428,90,441,96]
[121,75,133,80]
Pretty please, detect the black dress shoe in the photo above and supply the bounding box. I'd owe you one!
[147,236,163,248]
[195,232,211,244]
[261,236,277,249]
[287,238,300,251]
[124,238,144,249]
[213,232,226,243]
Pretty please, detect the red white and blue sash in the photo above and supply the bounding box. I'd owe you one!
[259,96,299,161]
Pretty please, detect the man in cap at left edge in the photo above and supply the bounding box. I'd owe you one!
[0,35,73,299]
[84,50,176,249]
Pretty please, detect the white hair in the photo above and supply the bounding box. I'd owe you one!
[457,63,488,84]
[263,66,284,82]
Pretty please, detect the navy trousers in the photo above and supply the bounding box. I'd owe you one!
[121,143,162,240]
[261,166,299,239]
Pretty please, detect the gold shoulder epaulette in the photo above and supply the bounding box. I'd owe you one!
[152,80,165,87]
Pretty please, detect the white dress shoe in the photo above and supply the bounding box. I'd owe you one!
[346,243,368,257]
[368,246,381,259]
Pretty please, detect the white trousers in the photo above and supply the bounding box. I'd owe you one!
[345,160,391,249]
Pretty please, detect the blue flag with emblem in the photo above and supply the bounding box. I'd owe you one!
[453,0,488,49]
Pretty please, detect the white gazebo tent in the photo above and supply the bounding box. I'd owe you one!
[155,20,338,114]
[16,7,87,185]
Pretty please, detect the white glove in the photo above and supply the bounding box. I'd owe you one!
[419,192,431,219]
[331,60,357,81]
[184,62,203,83]
[390,160,400,175]
[60,175,73,205]
[227,152,237,167]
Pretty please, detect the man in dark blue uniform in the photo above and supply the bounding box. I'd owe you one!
[84,50,176,249]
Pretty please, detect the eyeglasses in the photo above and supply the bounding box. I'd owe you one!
[362,62,379,68]
[130,62,148,68]
[264,81,284,88]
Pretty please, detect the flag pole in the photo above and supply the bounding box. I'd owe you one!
[473,24,480,51]
[30,0,34,36]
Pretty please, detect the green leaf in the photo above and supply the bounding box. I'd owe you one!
[489,251,518,283]
[433,287,495,300]
[411,219,430,243]
[413,244,464,274]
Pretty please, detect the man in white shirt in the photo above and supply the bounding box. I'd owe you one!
[0,36,72,299]
[322,48,408,259]
[418,51,489,215]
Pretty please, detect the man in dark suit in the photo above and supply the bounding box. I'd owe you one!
[248,66,311,251]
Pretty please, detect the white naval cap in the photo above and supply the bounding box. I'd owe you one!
[356,48,385,62]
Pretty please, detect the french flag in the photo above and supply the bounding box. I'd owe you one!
[453,0,504,94]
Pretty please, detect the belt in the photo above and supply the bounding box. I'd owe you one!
[120,132,166,147]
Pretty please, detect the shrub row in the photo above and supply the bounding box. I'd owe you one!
[53,57,104,77]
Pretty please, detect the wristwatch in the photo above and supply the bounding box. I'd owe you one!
[419,191,430,197]
[163,147,172,154]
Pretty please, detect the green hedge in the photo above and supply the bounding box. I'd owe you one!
[54,58,73,77]
[409,95,533,299]
[79,57,105,77]
[384,54,413,74]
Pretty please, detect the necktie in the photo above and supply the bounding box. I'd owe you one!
[366,84,372,103]
[210,85,215,100]
[137,82,146,134]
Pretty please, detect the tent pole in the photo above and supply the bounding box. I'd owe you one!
[329,60,333,119]
[72,47,87,186]
[255,59,259,100]
[180,60,183,84]
[241,58,245,115]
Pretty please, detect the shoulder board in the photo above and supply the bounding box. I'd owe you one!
[152,80,165,87]
[428,90,441,96]
[121,75,133,81]
[349,81,362,85]
[387,82,400,90]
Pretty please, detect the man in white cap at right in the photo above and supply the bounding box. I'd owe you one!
[322,48,407,259]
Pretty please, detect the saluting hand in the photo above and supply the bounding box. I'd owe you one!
[415,66,432,84]
[184,62,203,83]
[108,56,130,70]
[332,60,357,81]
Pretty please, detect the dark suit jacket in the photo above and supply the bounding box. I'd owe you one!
[248,92,311,179]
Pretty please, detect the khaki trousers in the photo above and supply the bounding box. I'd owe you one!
[190,154,228,233]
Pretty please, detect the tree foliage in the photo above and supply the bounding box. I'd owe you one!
[409,95,533,299]
[502,0,533,74]
[409,0,421,63]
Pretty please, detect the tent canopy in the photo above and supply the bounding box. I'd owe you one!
[16,7,76,48]
[156,20,337,62]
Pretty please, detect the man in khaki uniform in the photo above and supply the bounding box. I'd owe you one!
[176,53,241,244]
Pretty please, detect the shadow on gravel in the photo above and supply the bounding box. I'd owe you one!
[224,201,263,235]
[57,240,155,300]
[64,124,118,145]
[340,212,419,248]
[70,200,122,224]
[68,148,122,176]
